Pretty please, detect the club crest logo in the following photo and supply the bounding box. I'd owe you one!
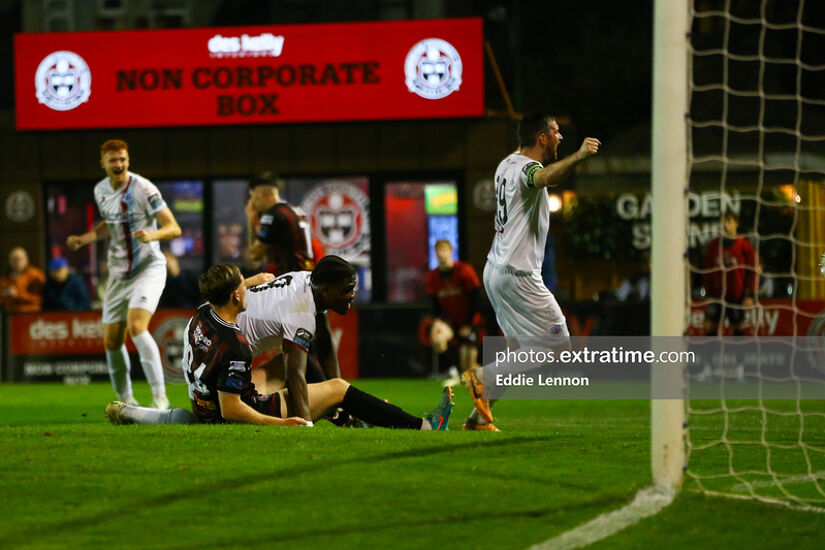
[153,317,189,383]
[35,51,92,111]
[300,181,370,259]
[5,191,35,223]
[404,38,462,100]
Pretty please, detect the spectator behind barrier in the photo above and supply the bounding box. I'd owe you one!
[159,251,201,309]
[43,256,91,311]
[0,246,46,313]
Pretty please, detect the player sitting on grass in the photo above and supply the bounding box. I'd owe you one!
[106,261,453,430]
[236,255,351,420]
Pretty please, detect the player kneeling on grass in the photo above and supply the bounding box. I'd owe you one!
[106,261,453,430]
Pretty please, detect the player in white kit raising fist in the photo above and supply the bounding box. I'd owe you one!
[463,113,600,431]
[68,139,182,409]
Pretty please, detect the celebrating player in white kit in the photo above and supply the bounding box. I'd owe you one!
[462,113,601,431]
[68,139,182,409]
[237,255,355,421]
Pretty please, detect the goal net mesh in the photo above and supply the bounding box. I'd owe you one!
[685,0,825,511]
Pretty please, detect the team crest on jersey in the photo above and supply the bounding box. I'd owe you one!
[404,38,463,100]
[35,51,92,111]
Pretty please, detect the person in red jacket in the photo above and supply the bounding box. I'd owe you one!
[703,211,757,336]
[425,240,484,377]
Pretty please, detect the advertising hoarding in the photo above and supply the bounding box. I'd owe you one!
[15,18,484,130]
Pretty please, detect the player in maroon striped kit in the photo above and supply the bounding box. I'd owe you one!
[245,172,314,276]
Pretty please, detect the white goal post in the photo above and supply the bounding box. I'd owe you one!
[651,0,689,490]
[537,4,824,546]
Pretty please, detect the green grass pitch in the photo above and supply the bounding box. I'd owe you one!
[1,379,824,549]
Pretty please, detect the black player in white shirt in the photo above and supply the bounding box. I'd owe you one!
[238,266,340,420]
[106,260,453,430]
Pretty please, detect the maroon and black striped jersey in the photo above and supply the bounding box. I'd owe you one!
[182,303,255,424]
[257,201,314,276]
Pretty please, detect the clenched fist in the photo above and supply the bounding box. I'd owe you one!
[66,235,85,251]
[578,137,601,159]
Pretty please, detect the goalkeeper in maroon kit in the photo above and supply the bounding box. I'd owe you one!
[703,211,758,336]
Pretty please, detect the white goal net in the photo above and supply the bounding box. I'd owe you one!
[685,0,825,511]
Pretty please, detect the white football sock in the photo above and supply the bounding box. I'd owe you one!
[468,408,487,424]
[131,330,166,398]
[468,398,498,424]
[122,405,195,425]
[106,346,132,401]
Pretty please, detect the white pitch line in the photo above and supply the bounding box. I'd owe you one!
[730,471,825,492]
[529,486,676,550]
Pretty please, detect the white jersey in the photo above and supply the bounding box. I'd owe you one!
[486,152,549,274]
[236,271,317,357]
[94,172,167,277]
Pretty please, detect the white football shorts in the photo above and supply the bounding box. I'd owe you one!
[102,261,167,324]
[483,261,570,345]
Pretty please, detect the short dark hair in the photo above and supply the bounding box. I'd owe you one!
[249,171,284,191]
[723,210,739,222]
[198,264,243,306]
[517,112,555,147]
[311,255,356,289]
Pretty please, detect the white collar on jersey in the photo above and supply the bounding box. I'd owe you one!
[209,306,239,329]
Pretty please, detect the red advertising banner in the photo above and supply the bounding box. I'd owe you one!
[10,309,194,355]
[8,309,196,382]
[687,299,825,336]
[326,309,359,380]
[10,307,359,380]
[14,18,483,130]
